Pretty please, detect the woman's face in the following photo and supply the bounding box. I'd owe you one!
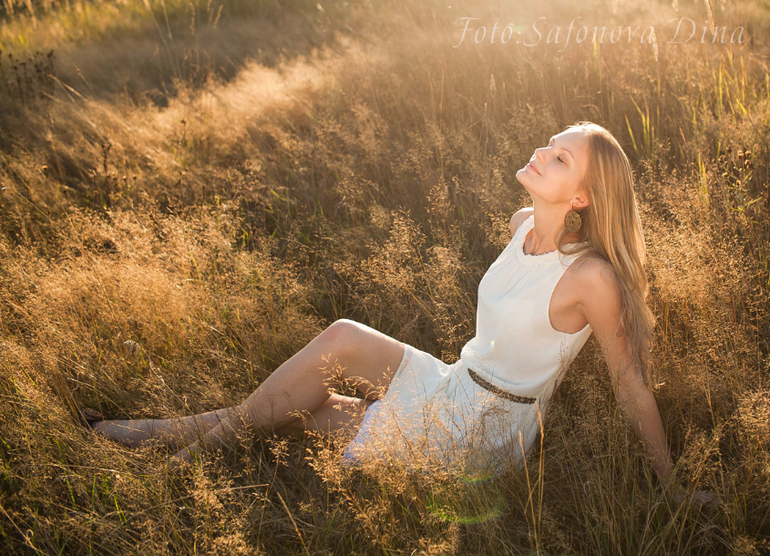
[515,128,590,207]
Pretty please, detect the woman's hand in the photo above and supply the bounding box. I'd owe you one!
[669,483,722,509]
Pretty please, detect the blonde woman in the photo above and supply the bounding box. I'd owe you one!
[84,122,717,505]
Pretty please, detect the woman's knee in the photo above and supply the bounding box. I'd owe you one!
[321,319,363,358]
[320,319,400,383]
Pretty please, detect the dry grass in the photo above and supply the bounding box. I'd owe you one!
[1,0,769,553]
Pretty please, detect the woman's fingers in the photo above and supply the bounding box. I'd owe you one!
[671,486,722,509]
[693,489,723,509]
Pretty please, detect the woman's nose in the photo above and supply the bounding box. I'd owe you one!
[535,147,546,161]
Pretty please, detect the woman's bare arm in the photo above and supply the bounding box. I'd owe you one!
[610,356,674,482]
[576,259,720,506]
[576,258,673,480]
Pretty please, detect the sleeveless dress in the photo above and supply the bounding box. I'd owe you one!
[341,213,594,475]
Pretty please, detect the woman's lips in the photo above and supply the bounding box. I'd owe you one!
[527,162,541,176]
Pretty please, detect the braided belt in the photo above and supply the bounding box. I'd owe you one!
[467,368,536,404]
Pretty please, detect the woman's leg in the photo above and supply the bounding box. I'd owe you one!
[93,319,404,464]
[91,407,240,449]
[93,393,371,447]
[272,393,375,438]
[170,319,405,466]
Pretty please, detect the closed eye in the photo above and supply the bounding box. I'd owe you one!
[549,138,565,164]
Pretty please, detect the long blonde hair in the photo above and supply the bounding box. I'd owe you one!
[555,121,657,387]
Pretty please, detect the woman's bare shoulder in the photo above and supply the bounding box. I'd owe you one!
[570,255,621,306]
[509,207,534,236]
[570,256,630,355]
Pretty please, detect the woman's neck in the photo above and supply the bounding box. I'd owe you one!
[526,208,583,255]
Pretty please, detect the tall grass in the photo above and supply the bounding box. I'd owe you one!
[0,0,769,553]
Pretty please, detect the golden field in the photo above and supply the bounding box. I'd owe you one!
[0,0,769,553]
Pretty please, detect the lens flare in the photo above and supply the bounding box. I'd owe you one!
[426,476,506,524]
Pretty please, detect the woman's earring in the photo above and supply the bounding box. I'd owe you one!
[564,206,582,233]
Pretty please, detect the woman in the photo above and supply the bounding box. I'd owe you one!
[86,122,716,505]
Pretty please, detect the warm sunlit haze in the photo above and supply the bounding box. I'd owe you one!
[0,0,768,553]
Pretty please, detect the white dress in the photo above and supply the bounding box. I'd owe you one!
[342,214,594,475]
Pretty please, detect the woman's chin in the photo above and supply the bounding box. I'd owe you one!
[516,178,532,192]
